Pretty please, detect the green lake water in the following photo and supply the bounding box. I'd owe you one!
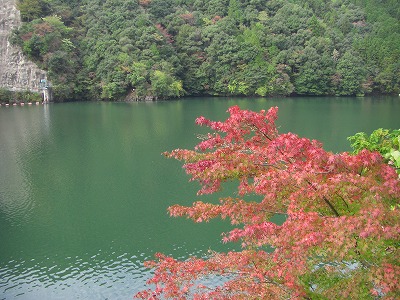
[0,96,399,299]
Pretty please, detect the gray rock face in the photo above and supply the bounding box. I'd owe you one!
[0,0,46,92]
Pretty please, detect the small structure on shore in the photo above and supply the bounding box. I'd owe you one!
[39,79,52,103]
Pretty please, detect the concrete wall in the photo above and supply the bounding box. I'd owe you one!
[0,0,46,92]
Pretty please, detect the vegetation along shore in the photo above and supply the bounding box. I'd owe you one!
[4,0,399,102]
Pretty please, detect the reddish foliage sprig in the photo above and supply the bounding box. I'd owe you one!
[155,24,173,44]
[136,106,400,299]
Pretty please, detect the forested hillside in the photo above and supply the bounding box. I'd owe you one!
[12,0,400,101]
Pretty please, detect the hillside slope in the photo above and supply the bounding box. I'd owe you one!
[11,0,400,101]
[0,0,46,93]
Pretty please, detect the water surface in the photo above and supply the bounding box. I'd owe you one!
[1,96,399,299]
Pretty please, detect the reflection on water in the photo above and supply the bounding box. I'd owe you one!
[0,248,151,299]
[1,97,399,299]
[0,244,228,300]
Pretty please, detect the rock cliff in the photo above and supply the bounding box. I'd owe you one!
[0,0,46,92]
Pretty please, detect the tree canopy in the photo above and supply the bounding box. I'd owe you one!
[13,0,400,101]
[136,106,399,299]
[349,128,400,174]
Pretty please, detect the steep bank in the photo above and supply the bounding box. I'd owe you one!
[0,0,46,92]
[8,0,400,101]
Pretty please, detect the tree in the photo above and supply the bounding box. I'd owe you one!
[294,46,334,95]
[150,70,184,99]
[136,106,399,299]
[17,0,47,21]
[228,0,243,24]
[13,0,400,100]
[334,51,366,96]
[348,128,400,174]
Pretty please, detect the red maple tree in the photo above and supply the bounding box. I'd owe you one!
[136,106,399,299]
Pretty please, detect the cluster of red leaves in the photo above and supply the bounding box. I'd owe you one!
[180,13,195,25]
[138,0,151,7]
[33,22,54,37]
[212,16,222,24]
[136,106,399,299]
[155,24,173,44]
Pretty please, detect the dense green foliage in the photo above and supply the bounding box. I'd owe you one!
[0,88,42,103]
[348,128,400,174]
[12,0,400,101]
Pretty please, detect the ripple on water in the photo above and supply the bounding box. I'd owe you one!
[0,117,49,228]
[0,249,154,300]
[0,243,232,299]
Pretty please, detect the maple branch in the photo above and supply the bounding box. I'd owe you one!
[260,208,287,215]
[305,179,340,217]
[246,260,293,296]
[353,237,376,269]
[256,162,287,170]
[248,123,292,162]
[261,277,292,296]
[335,192,350,211]
[359,166,365,175]
[249,123,273,141]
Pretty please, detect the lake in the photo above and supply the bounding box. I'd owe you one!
[1,96,399,299]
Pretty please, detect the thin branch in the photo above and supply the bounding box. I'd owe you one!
[306,179,340,217]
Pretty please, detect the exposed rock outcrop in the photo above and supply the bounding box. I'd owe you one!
[0,0,46,92]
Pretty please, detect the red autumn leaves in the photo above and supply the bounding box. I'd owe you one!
[137,106,399,299]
